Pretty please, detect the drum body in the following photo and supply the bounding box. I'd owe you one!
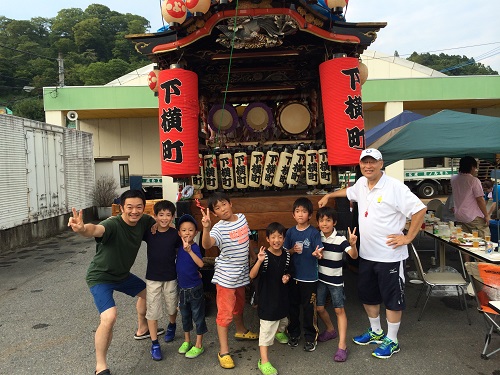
[277,101,311,135]
[208,104,238,133]
[242,102,273,133]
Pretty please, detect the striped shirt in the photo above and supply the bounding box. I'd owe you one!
[210,213,251,288]
[318,229,351,286]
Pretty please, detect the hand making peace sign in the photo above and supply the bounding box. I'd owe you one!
[348,227,358,247]
[200,207,212,228]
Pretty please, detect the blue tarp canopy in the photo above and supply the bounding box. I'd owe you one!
[365,110,425,147]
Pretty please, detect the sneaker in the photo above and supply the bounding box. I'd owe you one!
[352,328,385,346]
[372,337,400,359]
[303,341,317,352]
[185,346,204,359]
[164,323,176,343]
[151,343,162,361]
[275,332,289,344]
[288,336,299,347]
[258,359,278,375]
[318,330,337,342]
[178,341,192,354]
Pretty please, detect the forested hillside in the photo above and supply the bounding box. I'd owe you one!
[0,4,150,121]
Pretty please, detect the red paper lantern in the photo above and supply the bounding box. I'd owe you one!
[186,0,211,15]
[158,68,199,177]
[320,56,365,166]
[161,0,187,26]
[148,69,159,92]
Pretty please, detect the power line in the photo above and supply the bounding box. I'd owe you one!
[0,43,57,61]
[396,41,500,58]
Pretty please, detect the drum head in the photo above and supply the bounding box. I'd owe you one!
[278,102,311,135]
[208,104,238,133]
[242,102,272,133]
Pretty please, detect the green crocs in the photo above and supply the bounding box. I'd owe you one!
[258,359,278,375]
[274,332,288,344]
[185,345,204,359]
[178,341,192,354]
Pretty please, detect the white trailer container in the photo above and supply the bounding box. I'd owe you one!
[0,114,93,235]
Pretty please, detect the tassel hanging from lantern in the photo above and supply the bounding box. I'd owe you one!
[157,67,199,178]
[319,56,365,166]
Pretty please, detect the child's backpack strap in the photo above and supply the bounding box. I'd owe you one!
[261,252,269,273]
[284,250,290,274]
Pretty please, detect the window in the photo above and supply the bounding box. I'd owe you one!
[423,157,445,168]
[119,164,130,188]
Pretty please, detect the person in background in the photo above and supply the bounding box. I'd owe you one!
[68,190,159,375]
[318,148,426,359]
[483,179,499,220]
[201,192,258,369]
[451,156,490,238]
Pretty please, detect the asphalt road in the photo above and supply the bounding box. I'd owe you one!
[0,230,499,375]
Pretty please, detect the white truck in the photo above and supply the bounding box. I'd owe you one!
[338,167,457,198]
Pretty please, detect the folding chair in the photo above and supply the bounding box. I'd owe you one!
[410,243,470,324]
[465,262,500,359]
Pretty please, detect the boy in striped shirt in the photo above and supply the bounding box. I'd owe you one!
[316,206,358,362]
[201,192,258,369]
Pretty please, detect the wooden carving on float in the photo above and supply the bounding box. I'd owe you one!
[216,16,298,49]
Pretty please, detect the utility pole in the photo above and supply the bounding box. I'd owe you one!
[57,52,65,87]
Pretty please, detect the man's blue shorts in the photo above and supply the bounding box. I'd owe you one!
[89,273,146,314]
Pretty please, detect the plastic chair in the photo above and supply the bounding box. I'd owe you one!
[465,262,500,359]
[435,203,445,220]
[426,198,443,213]
[410,243,471,324]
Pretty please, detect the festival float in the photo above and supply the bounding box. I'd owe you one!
[127,0,385,252]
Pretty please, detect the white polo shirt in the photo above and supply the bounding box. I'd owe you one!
[346,172,425,262]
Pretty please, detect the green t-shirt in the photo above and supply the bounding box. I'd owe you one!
[86,214,156,287]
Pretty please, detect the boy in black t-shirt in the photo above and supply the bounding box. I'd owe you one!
[250,222,291,375]
[142,200,182,361]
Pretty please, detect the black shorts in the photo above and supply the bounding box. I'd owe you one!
[357,258,406,311]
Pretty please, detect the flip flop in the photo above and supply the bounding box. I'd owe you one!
[95,369,111,375]
[134,327,165,340]
[234,330,259,340]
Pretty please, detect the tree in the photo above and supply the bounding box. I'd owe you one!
[407,52,498,75]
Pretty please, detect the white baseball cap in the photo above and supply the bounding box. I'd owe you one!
[360,148,383,161]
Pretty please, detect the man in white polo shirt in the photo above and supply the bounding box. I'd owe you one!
[318,148,425,359]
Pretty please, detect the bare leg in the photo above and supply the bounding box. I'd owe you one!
[95,307,117,373]
[363,304,381,319]
[317,306,335,332]
[217,324,230,354]
[195,334,203,349]
[335,308,348,350]
[184,331,191,343]
[169,313,177,324]
[233,313,247,334]
[386,309,402,324]
[136,289,148,335]
[259,345,269,364]
[148,319,158,341]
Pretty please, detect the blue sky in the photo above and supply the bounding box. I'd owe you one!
[2,0,500,72]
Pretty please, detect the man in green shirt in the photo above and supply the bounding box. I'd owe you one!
[69,190,159,375]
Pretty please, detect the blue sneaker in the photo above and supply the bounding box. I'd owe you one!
[151,343,163,361]
[164,323,176,343]
[352,328,385,345]
[372,337,400,359]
